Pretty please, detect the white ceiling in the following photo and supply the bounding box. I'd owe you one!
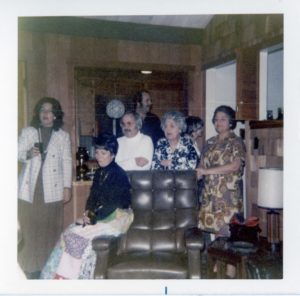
[86,15,213,29]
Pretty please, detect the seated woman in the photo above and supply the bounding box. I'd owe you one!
[40,133,134,279]
[151,111,198,170]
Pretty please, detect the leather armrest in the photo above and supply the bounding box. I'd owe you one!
[184,227,204,279]
[92,235,121,279]
[92,235,119,251]
[185,227,204,250]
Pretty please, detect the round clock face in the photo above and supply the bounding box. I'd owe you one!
[106,99,125,119]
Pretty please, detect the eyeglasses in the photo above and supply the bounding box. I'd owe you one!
[39,109,53,114]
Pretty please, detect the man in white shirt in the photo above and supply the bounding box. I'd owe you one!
[116,111,154,170]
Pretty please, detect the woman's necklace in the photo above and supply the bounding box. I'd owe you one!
[169,138,179,152]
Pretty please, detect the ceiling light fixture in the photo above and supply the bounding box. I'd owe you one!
[141,70,152,75]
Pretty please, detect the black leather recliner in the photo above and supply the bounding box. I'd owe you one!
[92,170,204,279]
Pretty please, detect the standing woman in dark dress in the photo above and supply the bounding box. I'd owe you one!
[18,97,72,279]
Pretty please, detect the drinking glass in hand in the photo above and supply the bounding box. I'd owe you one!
[34,142,44,154]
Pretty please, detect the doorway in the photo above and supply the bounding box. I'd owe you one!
[259,44,283,120]
[205,60,237,139]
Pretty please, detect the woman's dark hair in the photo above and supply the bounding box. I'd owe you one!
[185,116,204,135]
[30,97,64,131]
[133,89,149,109]
[94,133,118,156]
[212,105,236,130]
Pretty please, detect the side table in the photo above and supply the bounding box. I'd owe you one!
[246,238,283,279]
[63,180,92,229]
[207,237,256,279]
[207,237,283,279]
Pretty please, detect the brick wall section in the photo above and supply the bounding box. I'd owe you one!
[76,70,186,136]
[203,14,283,66]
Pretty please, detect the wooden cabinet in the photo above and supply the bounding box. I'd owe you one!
[63,181,92,229]
[245,120,283,239]
[236,47,259,120]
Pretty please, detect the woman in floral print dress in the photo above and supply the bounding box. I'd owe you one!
[151,111,198,170]
[197,105,246,237]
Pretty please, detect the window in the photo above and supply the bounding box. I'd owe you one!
[259,44,283,120]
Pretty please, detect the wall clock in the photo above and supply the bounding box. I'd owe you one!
[106,99,125,119]
[106,99,125,135]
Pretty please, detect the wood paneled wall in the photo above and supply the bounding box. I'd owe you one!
[19,30,203,175]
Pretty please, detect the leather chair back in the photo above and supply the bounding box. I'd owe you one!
[118,170,199,254]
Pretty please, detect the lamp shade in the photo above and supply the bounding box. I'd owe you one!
[257,168,283,209]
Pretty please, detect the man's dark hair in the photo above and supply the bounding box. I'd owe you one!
[133,89,150,110]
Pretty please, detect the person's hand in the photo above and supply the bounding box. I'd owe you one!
[135,157,149,167]
[27,146,40,159]
[63,188,71,204]
[82,210,91,226]
[196,167,205,180]
[160,159,172,168]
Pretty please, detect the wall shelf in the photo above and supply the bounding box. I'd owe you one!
[245,120,283,239]
[249,120,283,129]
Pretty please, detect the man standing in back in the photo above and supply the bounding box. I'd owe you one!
[115,111,153,170]
[133,90,164,148]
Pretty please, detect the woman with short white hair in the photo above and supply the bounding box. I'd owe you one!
[151,111,198,170]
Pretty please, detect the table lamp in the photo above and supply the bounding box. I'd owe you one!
[257,168,283,252]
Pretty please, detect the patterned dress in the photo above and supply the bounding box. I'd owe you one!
[151,136,198,170]
[198,132,246,236]
[40,208,134,279]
